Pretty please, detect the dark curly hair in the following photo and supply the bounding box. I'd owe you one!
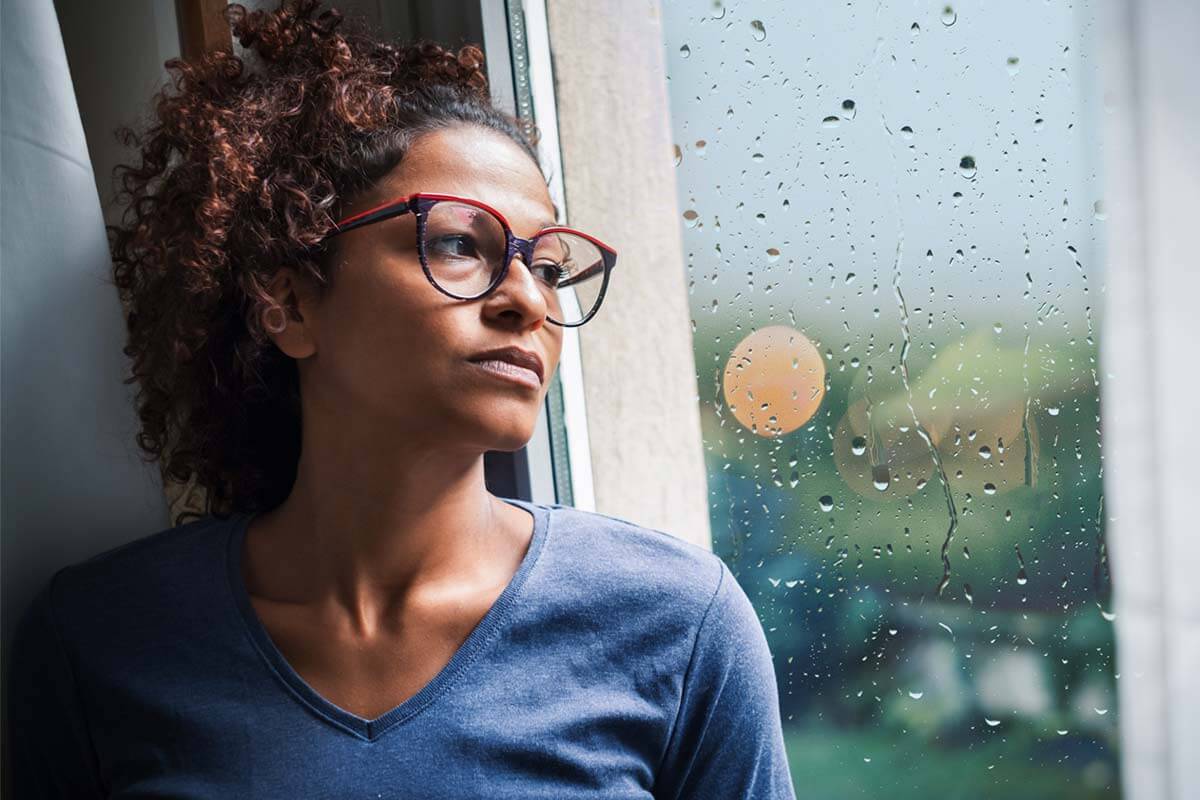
[106,0,540,526]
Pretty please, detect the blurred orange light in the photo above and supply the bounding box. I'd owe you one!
[722,325,826,437]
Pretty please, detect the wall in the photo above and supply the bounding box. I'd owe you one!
[544,0,712,549]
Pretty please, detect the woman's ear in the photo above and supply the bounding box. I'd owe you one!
[263,267,319,359]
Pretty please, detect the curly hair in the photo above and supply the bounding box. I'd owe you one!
[106,0,540,526]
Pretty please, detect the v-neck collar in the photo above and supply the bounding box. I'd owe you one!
[225,496,550,742]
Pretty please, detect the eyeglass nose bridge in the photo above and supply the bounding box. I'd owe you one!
[506,234,540,273]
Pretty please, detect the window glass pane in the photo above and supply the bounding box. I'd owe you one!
[662,2,1116,796]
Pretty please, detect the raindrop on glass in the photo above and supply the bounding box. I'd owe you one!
[1006,56,1020,75]
[750,19,766,41]
[941,5,957,26]
[959,155,977,179]
[818,495,835,512]
[679,44,691,58]
[872,465,891,492]
[851,436,867,456]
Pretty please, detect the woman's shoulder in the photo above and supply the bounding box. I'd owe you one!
[26,513,240,639]
[537,502,729,617]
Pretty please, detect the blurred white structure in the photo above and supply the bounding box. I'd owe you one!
[1099,1,1200,797]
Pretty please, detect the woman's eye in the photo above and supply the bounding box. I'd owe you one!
[427,234,479,259]
[532,261,569,286]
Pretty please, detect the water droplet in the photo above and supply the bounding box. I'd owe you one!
[984,718,1001,727]
[694,139,707,156]
[818,495,835,512]
[673,144,682,166]
[750,19,766,41]
[983,482,996,495]
[841,99,856,119]
[1015,545,1029,585]
[679,44,691,58]
[1047,406,1060,416]
[910,21,920,35]
[1093,200,1107,220]
[963,583,974,604]
[993,322,1003,333]
[979,445,992,460]
[822,115,841,129]
[1006,56,1020,75]
[1094,707,1109,716]
[941,5,957,26]
[766,247,781,262]
[682,209,700,228]
[959,155,977,179]
[851,436,867,456]
[755,212,766,224]
[908,690,924,700]
[872,465,891,492]
[1034,117,1045,132]
[752,152,765,162]
[899,125,914,140]
[1100,608,1117,622]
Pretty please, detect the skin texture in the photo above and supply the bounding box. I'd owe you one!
[240,125,563,719]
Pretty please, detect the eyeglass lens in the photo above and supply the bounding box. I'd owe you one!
[422,201,606,326]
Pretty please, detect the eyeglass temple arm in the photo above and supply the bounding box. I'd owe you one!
[329,197,418,237]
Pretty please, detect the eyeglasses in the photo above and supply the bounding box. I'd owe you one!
[323,192,617,327]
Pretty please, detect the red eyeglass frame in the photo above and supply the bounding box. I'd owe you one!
[324,192,617,328]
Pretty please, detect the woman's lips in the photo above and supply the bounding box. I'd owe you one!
[469,358,541,389]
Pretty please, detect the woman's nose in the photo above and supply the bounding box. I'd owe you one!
[487,252,549,325]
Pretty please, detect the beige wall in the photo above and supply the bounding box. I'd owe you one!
[545,1,711,550]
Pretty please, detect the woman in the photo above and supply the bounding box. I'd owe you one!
[7,1,794,797]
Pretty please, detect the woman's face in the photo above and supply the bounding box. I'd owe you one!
[279,125,563,455]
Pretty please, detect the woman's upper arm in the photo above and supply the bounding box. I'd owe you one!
[653,561,796,800]
[6,568,106,799]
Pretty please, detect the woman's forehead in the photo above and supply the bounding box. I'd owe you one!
[371,126,555,231]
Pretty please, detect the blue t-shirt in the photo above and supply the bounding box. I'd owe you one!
[7,497,795,799]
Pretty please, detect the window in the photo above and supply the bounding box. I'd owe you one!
[662,2,1117,795]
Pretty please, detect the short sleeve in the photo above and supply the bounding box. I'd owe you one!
[5,569,106,798]
[653,561,796,800]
